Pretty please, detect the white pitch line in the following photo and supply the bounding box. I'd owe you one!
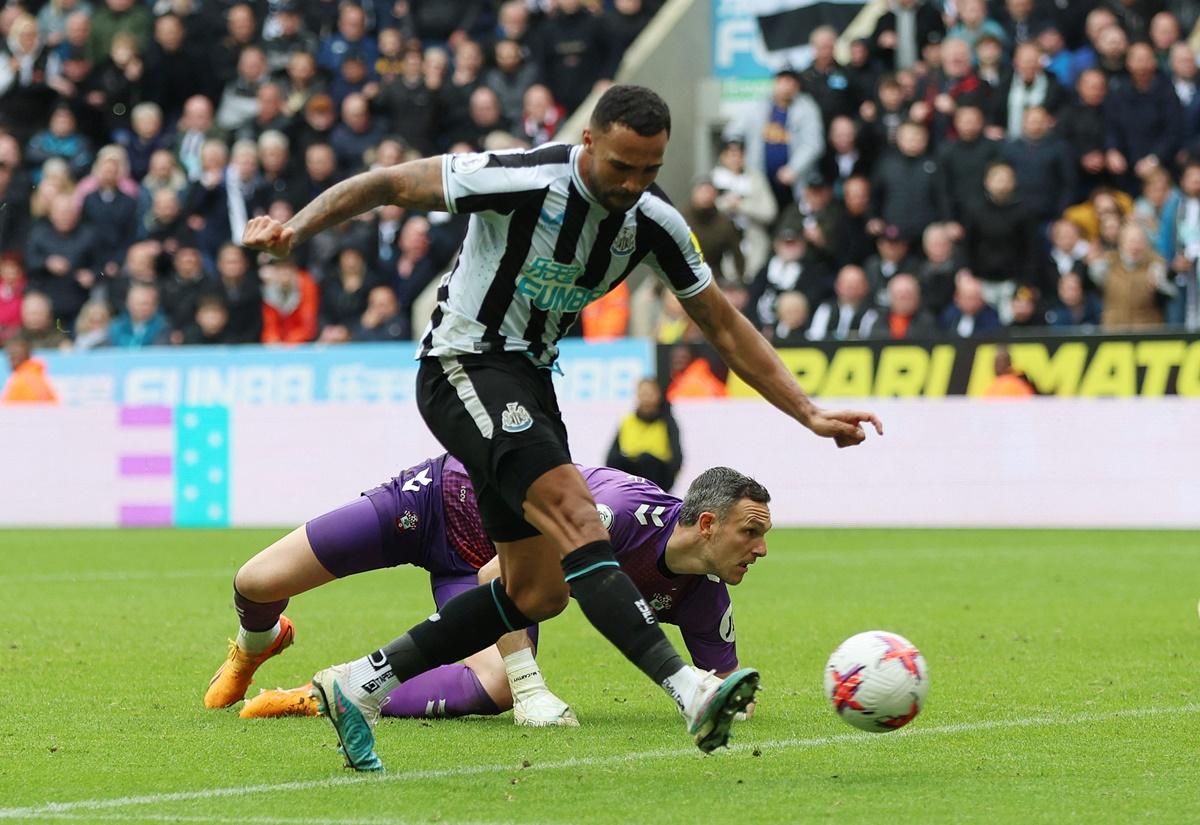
[19,813,535,825]
[0,569,230,585]
[3,703,1196,821]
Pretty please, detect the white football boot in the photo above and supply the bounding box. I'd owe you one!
[682,666,760,752]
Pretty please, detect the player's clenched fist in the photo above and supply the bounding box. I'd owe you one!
[242,215,296,258]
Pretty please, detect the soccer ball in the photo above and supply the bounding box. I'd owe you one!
[823,630,929,732]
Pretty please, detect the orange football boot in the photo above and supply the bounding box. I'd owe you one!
[203,616,295,708]
[240,684,320,719]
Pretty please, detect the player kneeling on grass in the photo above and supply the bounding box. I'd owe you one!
[206,453,573,726]
[207,454,770,732]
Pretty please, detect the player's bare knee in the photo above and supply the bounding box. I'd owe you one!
[234,560,281,603]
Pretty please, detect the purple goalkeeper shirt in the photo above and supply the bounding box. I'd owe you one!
[578,466,738,674]
[428,457,739,674]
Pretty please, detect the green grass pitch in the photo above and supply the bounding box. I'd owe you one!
[2,527,1199,824]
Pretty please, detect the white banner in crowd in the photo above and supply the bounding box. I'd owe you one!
[2,398,1196,529]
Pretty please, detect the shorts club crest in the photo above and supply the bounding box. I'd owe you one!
[501,402,533,433]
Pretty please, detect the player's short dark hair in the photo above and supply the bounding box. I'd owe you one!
[590,85,671,137]
[679,467,771,526]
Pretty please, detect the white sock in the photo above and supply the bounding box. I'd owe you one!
[237,622,280,654]
[662,666,704,715]
[345,652,399,703]
[503,648,547,700]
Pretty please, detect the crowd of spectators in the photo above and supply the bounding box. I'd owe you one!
[0,0,661,350]
[664,0,1200,349]
[4,0,1200,356]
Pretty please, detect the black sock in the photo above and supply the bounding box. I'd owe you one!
[562,540,685,685]
[233,586,288,632]
[379,579,533,682]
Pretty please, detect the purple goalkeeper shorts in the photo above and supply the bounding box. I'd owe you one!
[305,457,477,585]
[306,485,538,648]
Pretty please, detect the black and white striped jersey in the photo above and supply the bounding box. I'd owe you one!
[417,143,712,367]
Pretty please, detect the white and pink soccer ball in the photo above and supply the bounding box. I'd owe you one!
[823,631,930,732]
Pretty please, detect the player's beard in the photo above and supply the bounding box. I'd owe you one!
[600,189,640,213]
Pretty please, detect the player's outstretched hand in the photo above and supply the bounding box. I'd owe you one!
[808,409,884,448]
[242,215,296,258]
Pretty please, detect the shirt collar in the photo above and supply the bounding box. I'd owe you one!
[571,144,604,208]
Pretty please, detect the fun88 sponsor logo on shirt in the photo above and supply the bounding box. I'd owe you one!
[515,257,607,313]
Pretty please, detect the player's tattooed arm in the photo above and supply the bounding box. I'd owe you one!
[682,282,818,426]
[286,157,446,246]
[681,282,882,447]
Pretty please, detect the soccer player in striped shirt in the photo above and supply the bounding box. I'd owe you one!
[243,84,881,770]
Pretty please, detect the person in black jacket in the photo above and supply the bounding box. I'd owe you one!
[1001,105,1078,223]
[160,245,211,340]
[844,39,882,114]
[818,115,875,193]
[536,0,607,114]
[209,243,262,344]
[319,245,379,338]
[24,193,98,326]
[606,378,683,493]
[871,120,949,242]
[964,161,1040,300]
[746,226,833,331]
[409,0,488,44]
[181,293,233,345]
[937,103,1002,216]
[375,49,438,156]
[141,15,212,123]
[601,0,657,79]
[801,26,856,125]
[1105,41,1184,188]
[0,158,30,254]
[917,222,964,317]
[1058,69,1110,199]
[832,174,877,267]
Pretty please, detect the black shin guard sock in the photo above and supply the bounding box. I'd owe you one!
[381,580,534,682]
[233,587,289,632]
[563,540,686,685]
